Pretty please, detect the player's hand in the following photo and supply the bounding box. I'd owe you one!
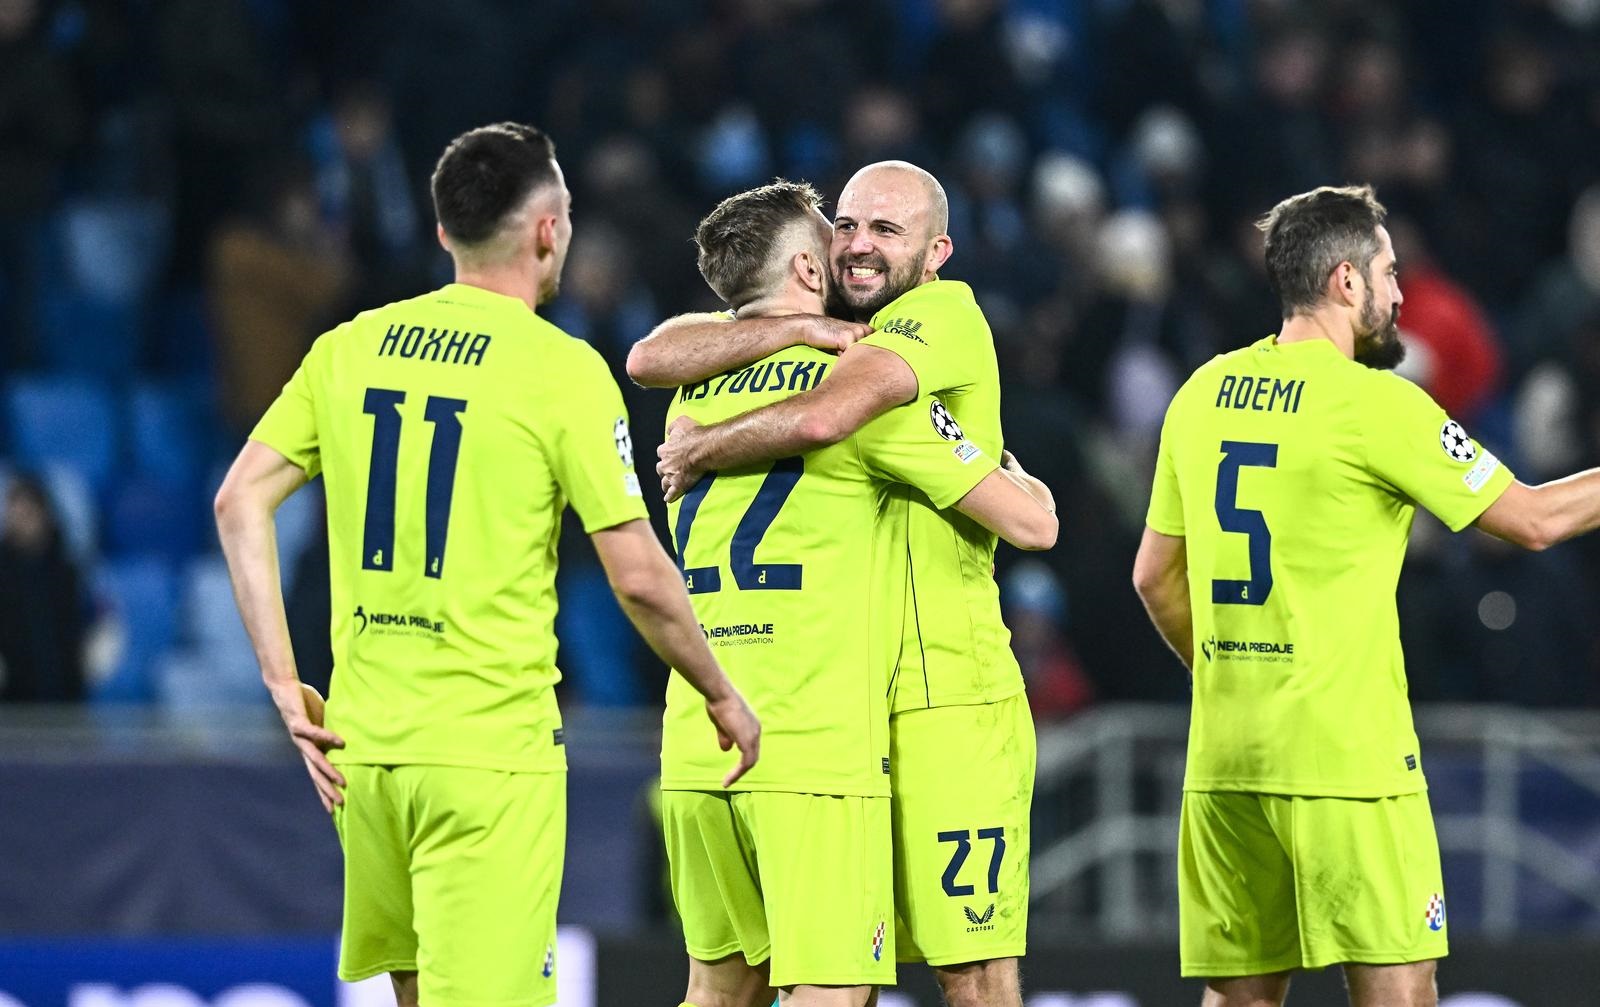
[704,692,760,787]
[657,415,705,504]
[801,316,874,354]
[280,683,346,812]
[1001,450,1025,474]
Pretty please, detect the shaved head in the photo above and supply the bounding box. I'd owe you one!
[831,161,955,318]
[846,161,949,238]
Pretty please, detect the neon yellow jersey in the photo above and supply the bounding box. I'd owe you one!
[1147,335,1515,797]
[659,344,999,796]
[857,280,1024,713]
[251,283,648,772]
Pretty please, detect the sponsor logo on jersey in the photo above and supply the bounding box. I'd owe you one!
[354,604,446,638]
[881,318,927,343]
[930,399,964,441]
[1201,634,1294,663]
[1424,893,1446,932]
[1440,419,1478,463]
[964,903,996,932]
[700,621,777,646]
[953,440,982,463]
[871,920,886,961]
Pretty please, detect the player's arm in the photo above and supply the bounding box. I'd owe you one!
[1132,526,1193,673]
[590,519,760,786]
[951,455,1058,551]
[657,343,918,501]
[1474,468,1600,551]
[625,312,873,388]
[214,440,346,810]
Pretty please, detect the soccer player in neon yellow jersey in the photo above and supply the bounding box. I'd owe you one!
[1133,184,1600,1007]
[659,181,1056,1007]
[635,162,1036,1007]
[213,123,758,1007]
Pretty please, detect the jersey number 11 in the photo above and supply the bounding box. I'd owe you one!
[360,387,467,579]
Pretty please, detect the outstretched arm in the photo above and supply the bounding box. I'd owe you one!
[656,343,918,500]
[626,312,873,388]
[215,440,347,810]
[1132,526,1193,673]
[1475,469,1600,552]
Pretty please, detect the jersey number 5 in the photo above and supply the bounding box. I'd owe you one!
[671,458,804,594]
[361,388,467,579]
[1213,440,1277,605]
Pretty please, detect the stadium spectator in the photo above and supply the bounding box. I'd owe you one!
[0,474,87,704]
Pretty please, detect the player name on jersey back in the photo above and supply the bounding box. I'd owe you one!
[375,323,492,367]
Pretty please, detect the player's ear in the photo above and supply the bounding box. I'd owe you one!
[533,212,558,257]
[436,223,452,253]
[1332,261,1360,306]
[925,233,954,275]
[794,250,823,293]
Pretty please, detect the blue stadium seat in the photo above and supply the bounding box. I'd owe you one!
[3,377,120,494]
[129,381,210,478]
[91,556,178,703]
[103,471,204,559]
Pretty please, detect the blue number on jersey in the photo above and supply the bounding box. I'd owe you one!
[360,388,468,578]
[671,459,804,594]
[1212,440,1277,605]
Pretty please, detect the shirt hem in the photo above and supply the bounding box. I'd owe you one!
[659,776,889,798]
[1182,778,1428,799]
[890,682,1026,716]
[332,753,567,774]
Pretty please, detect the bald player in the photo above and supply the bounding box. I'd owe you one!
[634,161,1036,1007]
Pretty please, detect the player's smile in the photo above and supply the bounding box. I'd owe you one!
[839,255,888,289]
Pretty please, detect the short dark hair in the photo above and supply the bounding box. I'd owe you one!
[431,123,559,247]
[695,180,825,308]
[1257,184,1388,317]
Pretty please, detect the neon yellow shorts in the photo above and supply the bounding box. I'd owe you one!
[332,764,566,1007]
[661,789,895,987]
[1178,789,1448,977]
[890,693,1035,966]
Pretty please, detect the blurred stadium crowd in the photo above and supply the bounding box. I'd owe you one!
[2,0,1599,713]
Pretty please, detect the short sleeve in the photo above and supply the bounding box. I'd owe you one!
[250,335,325,478]
[1363,375,1515,532]
[1145,408,1185,536]
[859,292,980,397]
[547,345,651,533]
[855,395,999,509]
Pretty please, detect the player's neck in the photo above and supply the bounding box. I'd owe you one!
[452,264,544,313]
[1277,311,1356,360]
[735,292,824,319]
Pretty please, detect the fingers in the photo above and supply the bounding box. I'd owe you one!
[717,728,733,751]
[722,741,758,787]
[295,734,348,790]
[292,721,347,751]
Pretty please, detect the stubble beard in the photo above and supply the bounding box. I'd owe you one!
[1354,287,1405,370]
[832,251,927,322]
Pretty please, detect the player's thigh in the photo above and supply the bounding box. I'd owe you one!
[1269,791,1447,970]
[1343,959,1437,1007]
[686,951,774,1007]
[890,694,1034,966]
[1178,791,1301,978]
[662,789,771,967]
[736,791,895,988]
[405,765,566,1007]
[332,764,418,982]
